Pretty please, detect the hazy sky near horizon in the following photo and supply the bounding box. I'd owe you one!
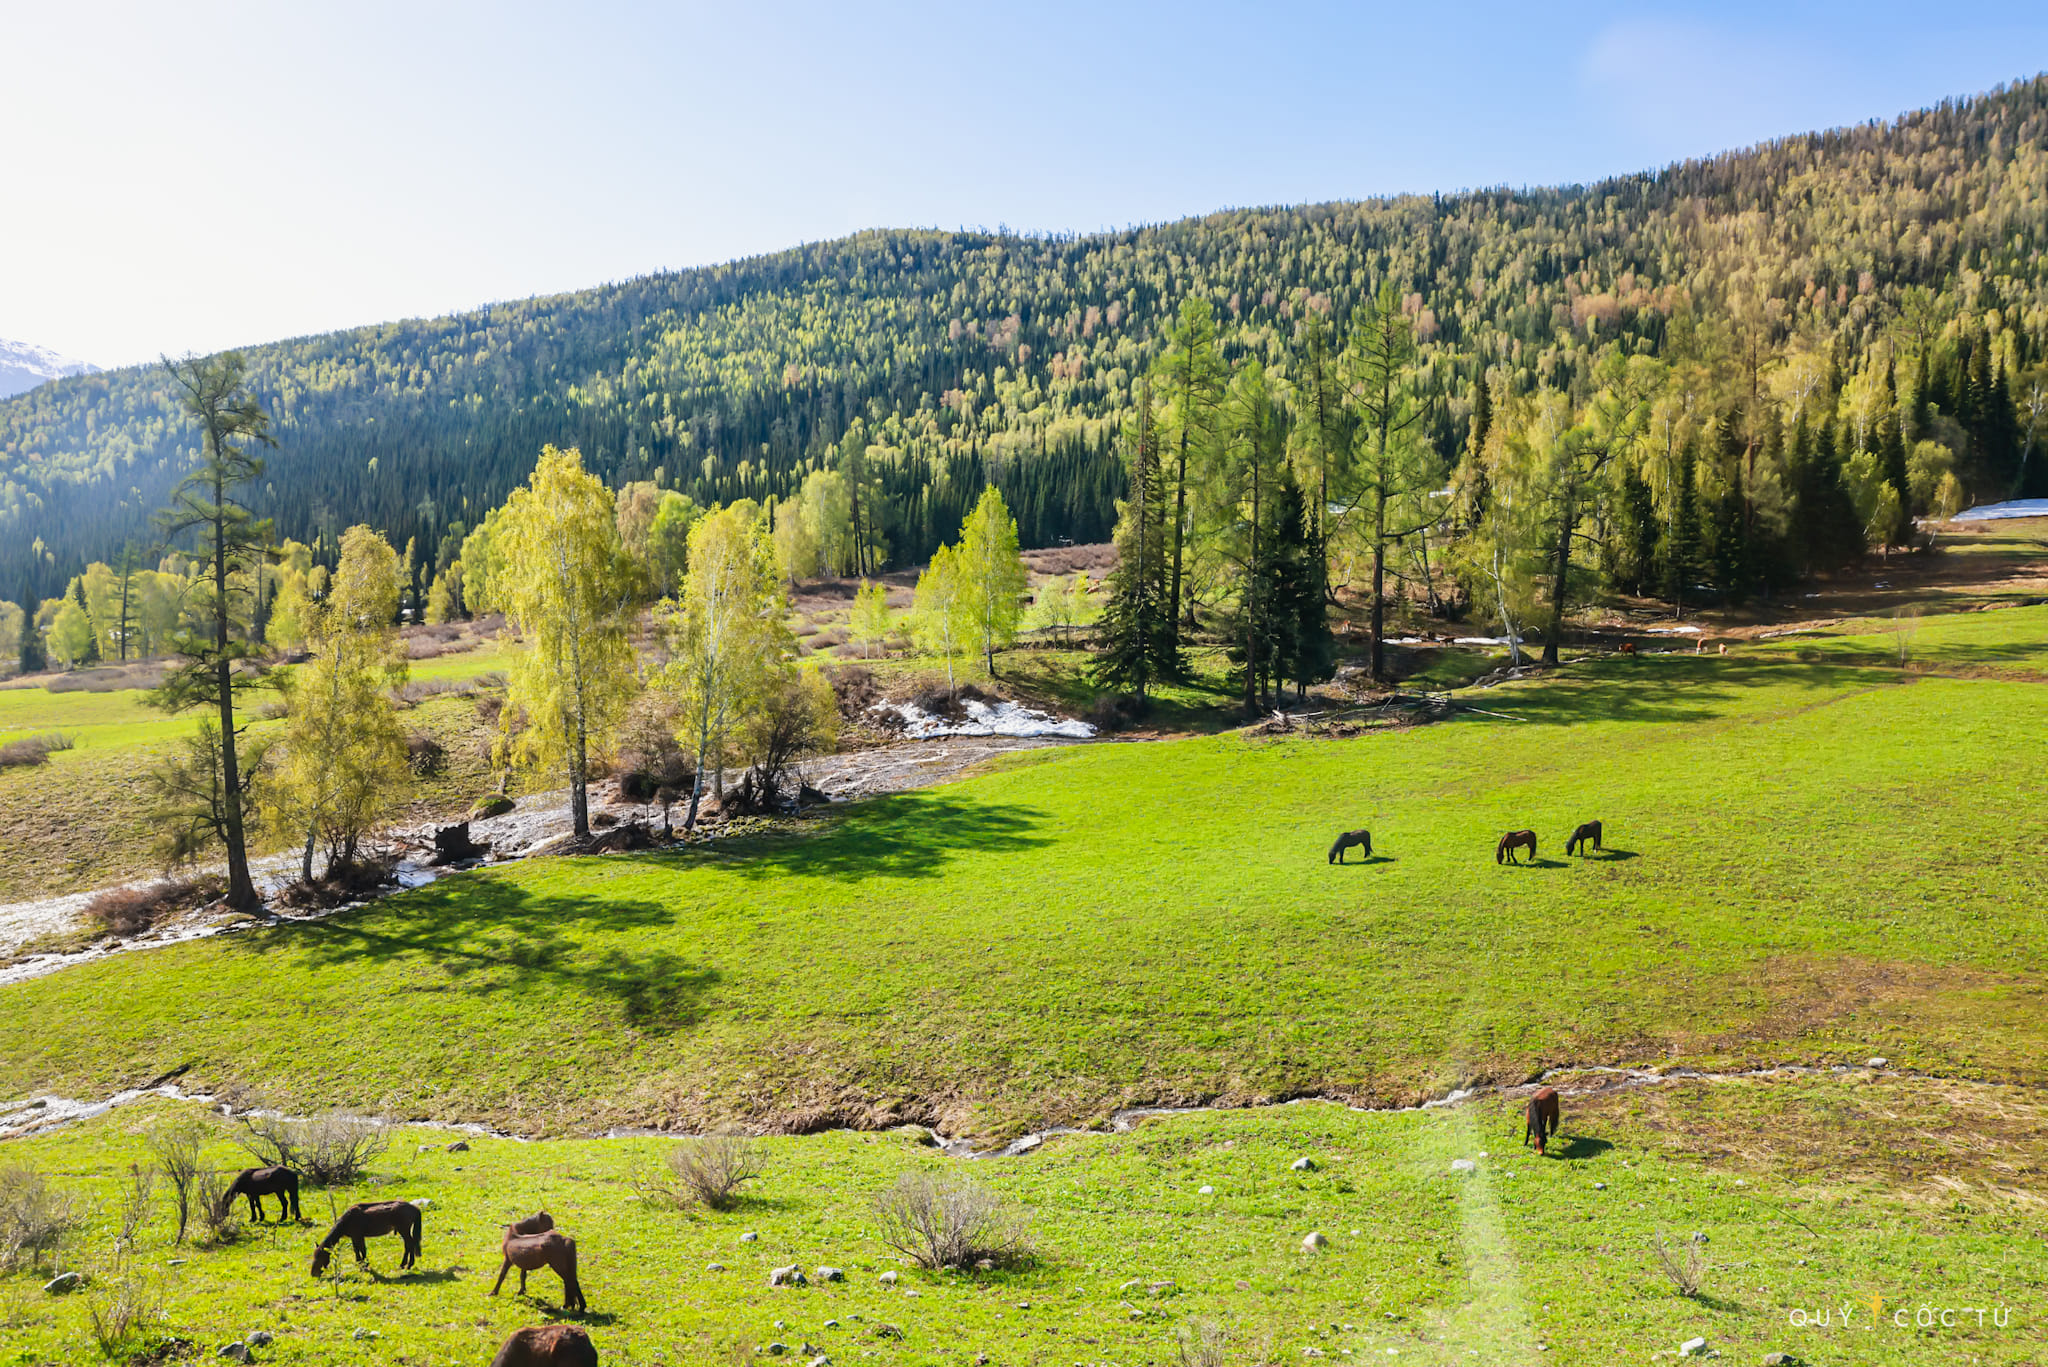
[5,1,2047,368]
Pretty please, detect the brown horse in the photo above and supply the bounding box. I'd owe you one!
[492,1224,587,1313]
[1618,641,1637,656]
[309,1200,422,1276]
[1523,1087,1560,1156]
[490,1325,598,1367]
[508,1210,555,1236]
[1327,830,1372,863]
[1565,820,1603,856]
[218,1166,301,1223]
[1496,830,1537,864]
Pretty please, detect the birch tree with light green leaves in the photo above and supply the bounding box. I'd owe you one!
[910,543,969,688]
[270,525,410,882]
[954,485,1029,677]
[661,503,789,831]
[494,445,640,839]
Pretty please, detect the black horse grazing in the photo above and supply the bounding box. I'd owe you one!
[1523,1086,1561,1156]
[1327,830,1372,863]
[491,1325,599,1367]
[218,1166,301,1223]
[309,1200,422,1276]
[1565,820,1603,856]
[1496,830,1537,864]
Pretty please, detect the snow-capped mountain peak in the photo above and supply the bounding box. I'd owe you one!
[0,338,101,399]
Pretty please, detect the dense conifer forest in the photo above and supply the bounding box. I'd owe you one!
[6,76,2048,617]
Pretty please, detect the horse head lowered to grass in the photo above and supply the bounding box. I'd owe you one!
[309,1200,422,1276]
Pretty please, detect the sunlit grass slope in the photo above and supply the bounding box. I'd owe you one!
[1,1075,2040,1366]
[2,654,2042,1139]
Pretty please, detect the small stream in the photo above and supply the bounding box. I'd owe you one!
[0,1059,1946,1156]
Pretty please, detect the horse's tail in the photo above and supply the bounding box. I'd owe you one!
[563,1236,585,1310]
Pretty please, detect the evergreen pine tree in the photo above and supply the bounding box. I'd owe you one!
[1659,437,1704,615]
[1093,383,1181,700]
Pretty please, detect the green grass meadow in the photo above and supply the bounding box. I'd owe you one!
[3,594,2045,1364]
[3,1073,2040,1366]
[3,653,2043,1141]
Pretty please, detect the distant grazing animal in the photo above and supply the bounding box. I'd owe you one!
[218,1166,301,1223]
[1496,830,1537,865]
[493,1223,587,1313]
[1327,829,1372,863]
[1618,641,1636,656]
[490,1325,599,1367]
[1523,1086,1561,1156]
[309,1200,422,1276]
[1565,821,1603,856]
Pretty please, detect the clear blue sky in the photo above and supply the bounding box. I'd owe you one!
[5,0,2046,367]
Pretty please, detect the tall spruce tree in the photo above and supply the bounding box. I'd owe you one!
[149,352,276,913]
[1094,381,1180,700]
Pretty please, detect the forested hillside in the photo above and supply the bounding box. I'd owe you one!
[7,76,2048,612]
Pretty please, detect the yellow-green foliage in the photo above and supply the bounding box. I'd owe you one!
[493,447,639,810]
[268,526,409,875]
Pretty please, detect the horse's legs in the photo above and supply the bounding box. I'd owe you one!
[352,1235,368,1264]
[518,1267,529,1295]
[491,1256,511,1296]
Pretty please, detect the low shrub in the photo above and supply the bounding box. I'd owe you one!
[192,1167,241,1246]
[635,1134,762,1211]
[1650,1232,1707,1298]
[82,875,226,937]
[0,733,72,768]
[871,1172,1029,1271]
[0,1167,84,1272]
[405,731,447,776]
[826,665,881,720]
[86,1265,164,1359]
[235,1111,390,1185]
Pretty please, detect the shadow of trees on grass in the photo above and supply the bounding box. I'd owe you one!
[278,881,718,1033]
[705,796,1052,884]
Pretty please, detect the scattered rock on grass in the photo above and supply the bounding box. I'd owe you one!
[706,1262,726,1272]
[741,1231,760,1243]
[43,1272,83,1294]
[878,1270,897,1285]
[446,1140,470,1153]
[1450,1159,1476,1173]
[1867,1057,1889,1068]
[770,1265,807,1287]
[764,1344,787,1357]
[1199,1184,1215,1195]
[816,1265,845,1282]
[247,1332,273,1348]
[1149,1281,1177,1297]
[216,1345,251,1363]
[1679,1338,1708,1357]
[1291,1157,1317,1171]
[1302,1232,1330,1252]
[1761,1355,1789,1366]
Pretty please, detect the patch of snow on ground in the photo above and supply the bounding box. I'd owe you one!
[876,699,1096,739]
[1953,499,2048,521]
[1645,625,1703,634]
[1453,636,1517,646]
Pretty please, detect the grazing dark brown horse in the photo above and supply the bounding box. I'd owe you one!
[218,1166,301,1223]
[1496,830,1537,864]
[309,1200,422,1276]
[1327,829,1372,863]
[492,1224,587,1313]
[490,1325,598,1367]
[1523,1087,1560,1156]
[1565,820,1603,856]
[1618,641,1636,656]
